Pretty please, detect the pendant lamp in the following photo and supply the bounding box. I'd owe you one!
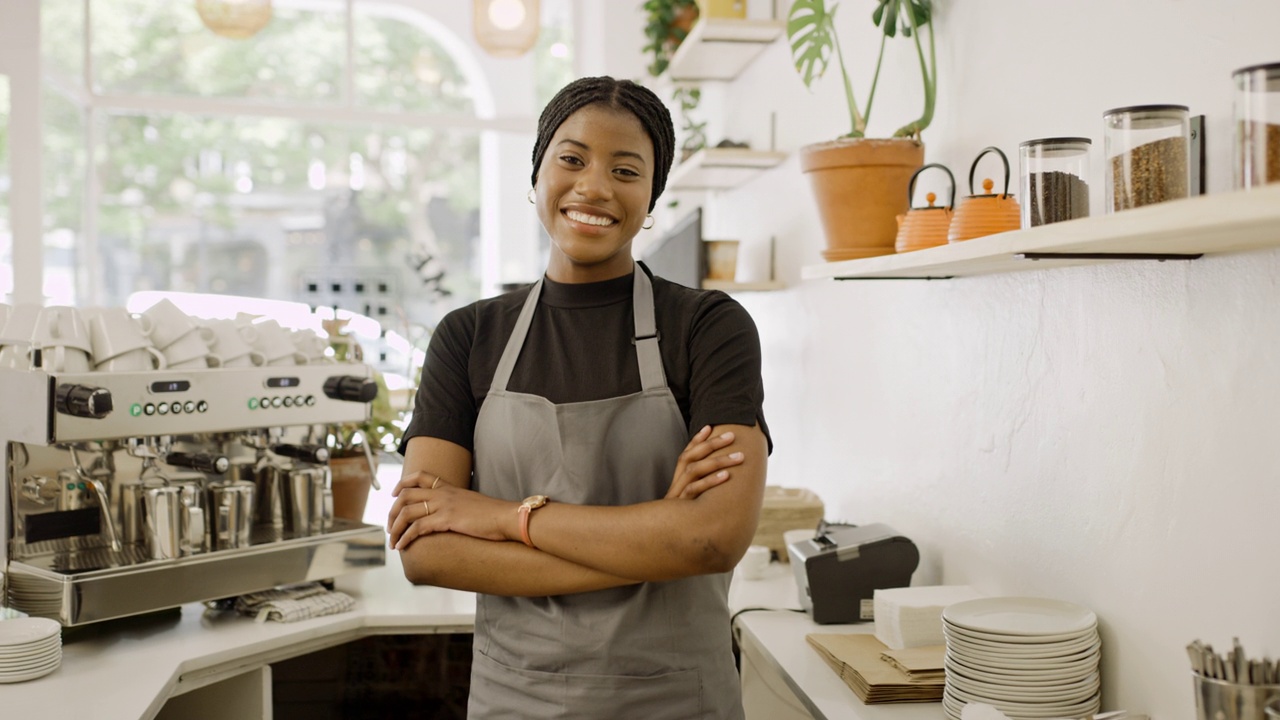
[195,0,273,40]
[473,0,540,58]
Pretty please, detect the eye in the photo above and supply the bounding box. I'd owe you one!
[558,154,584,166]
[614,167,641,178]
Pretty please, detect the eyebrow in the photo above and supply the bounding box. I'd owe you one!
[557,138,648,166]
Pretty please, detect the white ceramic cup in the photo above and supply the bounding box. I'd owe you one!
[34,344,93,373]
[251,320,306,363]
[167,354,221,370]
[0,304,41,347]
[86,307,154,363]
[220,351,266,368]
[95,345,167,372]
[204,319,257,360]
[739,544,771,580]
[143,299,206,350]
[291,330,330,364]
[0,342,34,370]
[31,306,91,352]
[160,327,214,366]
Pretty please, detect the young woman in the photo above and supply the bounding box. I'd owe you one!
[388,75,771,719]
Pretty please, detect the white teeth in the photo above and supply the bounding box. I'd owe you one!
[566,210,615,227]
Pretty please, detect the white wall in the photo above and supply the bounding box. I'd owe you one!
[615,2,1280,719]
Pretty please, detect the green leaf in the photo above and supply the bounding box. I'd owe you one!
[786,0,837,89]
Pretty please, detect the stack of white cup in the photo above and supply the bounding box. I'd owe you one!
[0,305,94,373]
[248,318,308,367]
[85,307,166,372]
[202,318,265,368]
[141,299,219,370]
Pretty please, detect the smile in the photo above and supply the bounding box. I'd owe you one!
[564,209,617,227]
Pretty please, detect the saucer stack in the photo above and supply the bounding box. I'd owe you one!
[0,617,62,683]
[942,597,1101,720]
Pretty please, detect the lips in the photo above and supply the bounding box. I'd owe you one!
[563,207,618,227]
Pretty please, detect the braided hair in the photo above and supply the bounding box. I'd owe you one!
[531,76,675,213]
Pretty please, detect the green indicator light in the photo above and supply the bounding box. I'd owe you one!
[248,397,258,409]
[130,403,143,417]
[66,483,75,491]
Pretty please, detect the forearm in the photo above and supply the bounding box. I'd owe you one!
[399,531,638,596]
[525,424,768,582]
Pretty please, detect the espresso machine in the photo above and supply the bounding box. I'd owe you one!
[0,361,387,626]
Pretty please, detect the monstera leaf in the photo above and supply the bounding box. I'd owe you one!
[787,0,839,89]
[872,0,932,39]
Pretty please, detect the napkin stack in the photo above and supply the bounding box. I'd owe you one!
[806,633,945,703]
[874,585,984,649]
[234,582,356,623]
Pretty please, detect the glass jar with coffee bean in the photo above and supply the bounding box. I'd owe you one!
[1019,137,1091,228]
[1104,104,1190,212]
[1233,61,1280,189]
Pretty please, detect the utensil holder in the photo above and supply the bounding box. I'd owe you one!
[1194,675,1280,720]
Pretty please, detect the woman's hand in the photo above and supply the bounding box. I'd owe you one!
[387,471,516,551]
[665,425,745,500]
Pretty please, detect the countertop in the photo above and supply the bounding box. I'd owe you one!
[4,552,476,720]
[6,553,940,720]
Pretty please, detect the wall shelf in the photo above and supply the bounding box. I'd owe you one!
[666,18,785,82]
[801,185,1280,281]
[701,279,785,292]
[668,147,788,192]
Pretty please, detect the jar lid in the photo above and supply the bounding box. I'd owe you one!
[1019,137,1092,148]
[1232,61,1280,78]
[1103,104,1189,117]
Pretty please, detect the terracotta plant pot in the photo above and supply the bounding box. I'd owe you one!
[800,138,925,261]
[329,454,376,522]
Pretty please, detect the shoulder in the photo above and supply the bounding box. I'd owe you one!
[435,284,534,342]
[649,272,758,336]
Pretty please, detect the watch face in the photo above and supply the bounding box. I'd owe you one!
[523,494,549,509]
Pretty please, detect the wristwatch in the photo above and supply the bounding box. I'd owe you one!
[517,495,549,548]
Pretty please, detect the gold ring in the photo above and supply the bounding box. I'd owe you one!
[431,476,441,489]
[422,500,430,515]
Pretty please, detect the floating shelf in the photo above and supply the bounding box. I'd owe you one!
[666,18,786,82]
[801,184,1280,281]
[701,279,786,292]
[668,147,788,192]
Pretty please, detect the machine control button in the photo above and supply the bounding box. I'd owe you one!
[294,395,304,406]
[260,396,271,408]
[270,396,282,408]
[184,401,195,413]
[157,403,169,415]
[304,395,316,406]
[54,383,113,419]
[144,403,156,416]
[197,400,209,413]
[248,397,259,410]
[282,396,294,407]
[170,402,183,415]
[130,403,143,417]
[323,375,378,403]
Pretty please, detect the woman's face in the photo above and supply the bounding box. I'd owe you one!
[535,104,654,283]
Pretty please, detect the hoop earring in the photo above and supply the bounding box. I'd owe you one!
[527,188,536,204]
[642,215,655,230]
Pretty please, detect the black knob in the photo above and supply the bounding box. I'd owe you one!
[271,444,330,464]
[165,452,230,474]
[323,375,377,403]
[55,384,113,419]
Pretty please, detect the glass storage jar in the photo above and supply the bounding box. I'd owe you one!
[1233,61,1280,189]
[1019,137,1091,228]
[1103,104,1190,212]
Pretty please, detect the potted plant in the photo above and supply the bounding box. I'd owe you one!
[323,317,404,522]
[642,0,700,77]
[787,0,937,260]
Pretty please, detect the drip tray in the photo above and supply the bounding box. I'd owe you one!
[5,519,386,626]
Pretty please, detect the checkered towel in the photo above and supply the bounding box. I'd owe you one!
[234,582,356,623]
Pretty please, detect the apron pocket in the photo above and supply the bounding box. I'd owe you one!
[470,649,703,720]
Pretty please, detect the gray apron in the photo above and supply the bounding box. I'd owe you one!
[467,267,744,720]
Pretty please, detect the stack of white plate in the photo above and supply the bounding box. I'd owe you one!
[0,617,62,683]
[942,597,1101,720]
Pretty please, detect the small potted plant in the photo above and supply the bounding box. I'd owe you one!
[642,0,700,77]
[323,317,404,522]
[787,0,938,260]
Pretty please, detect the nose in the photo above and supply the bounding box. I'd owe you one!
[573,163,613,201]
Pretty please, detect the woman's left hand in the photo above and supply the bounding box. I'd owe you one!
[388,472,516,550]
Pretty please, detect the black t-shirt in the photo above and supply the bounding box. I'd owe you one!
[400,263,772,455]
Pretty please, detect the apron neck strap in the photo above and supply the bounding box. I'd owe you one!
[489,266,667,393]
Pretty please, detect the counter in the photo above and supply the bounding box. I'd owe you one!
[8,554,942,720]
[4,553,476,720]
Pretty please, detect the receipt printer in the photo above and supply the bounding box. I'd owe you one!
[787,523,919,625]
